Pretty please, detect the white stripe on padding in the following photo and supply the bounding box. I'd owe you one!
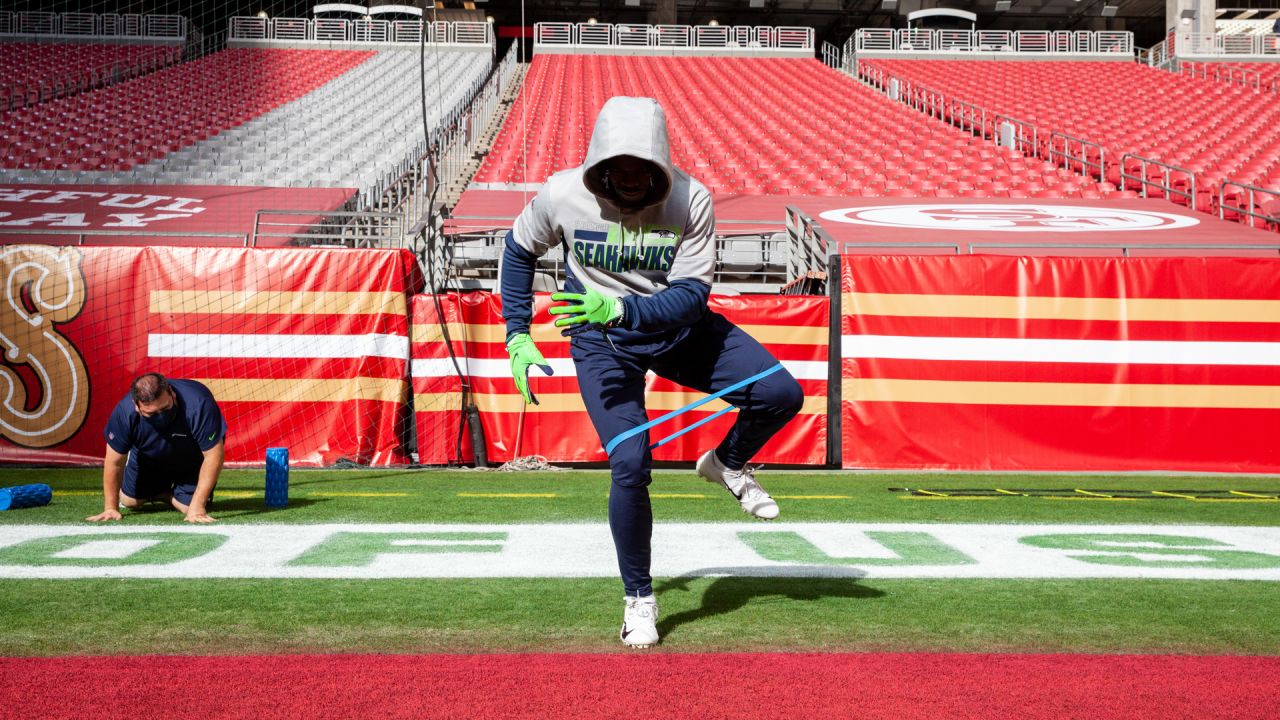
[412,358,829,381]
[148,334,409,360]
[842,335,1280,366]
[412,357,576,378]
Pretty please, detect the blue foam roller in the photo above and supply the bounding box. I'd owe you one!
[0,483,53,511]
[265,447,289,509]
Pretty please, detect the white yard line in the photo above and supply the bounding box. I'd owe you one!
[0,523,1278,580]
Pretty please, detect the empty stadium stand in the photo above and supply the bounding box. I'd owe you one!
[127,48,488,192]
[860,59,1280,212]
[472,54,1106,200]
[0,48,374,176]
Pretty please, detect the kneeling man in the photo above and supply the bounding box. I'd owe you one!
[86,373,227,524]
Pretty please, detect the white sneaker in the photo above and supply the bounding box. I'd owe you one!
[697,450,779,520]
[620,595,659,648]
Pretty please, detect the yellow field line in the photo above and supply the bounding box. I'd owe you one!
[1230,490,1279,499]
[1074,489,1114,498]
[1151,490,1198,499]
[456,492,557,499]
[308,492,410,497]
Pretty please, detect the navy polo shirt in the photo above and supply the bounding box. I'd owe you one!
[104,379,227,471]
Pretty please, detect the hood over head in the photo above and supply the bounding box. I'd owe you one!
[582,96,674,210]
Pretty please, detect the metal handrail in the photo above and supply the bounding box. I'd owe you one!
[821,41,841,69]
[994,114,1040,157]
[1218,180,1280,230]
[1119,154,1196,209]
[842,242,961,254]
[946,97,988,139]
[0,11,186,39]
[534,21,814,51]
[1048,131,1106,182]
[252,209,403,248]
[853,28,1134,55]
[227,17,494,45]
[784,206,835,281]
[970,242,1280,256]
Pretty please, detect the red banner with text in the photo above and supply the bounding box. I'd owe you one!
[412,292,829,465]
[0,185,357,246]
[841,255,1280,472]
[0,245,421,467]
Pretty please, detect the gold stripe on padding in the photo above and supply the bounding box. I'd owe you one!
[197,377,406,404]
[844,292,1280,323]
[409,322,471,344]
[842,378,1280,409]
[152,291,406,316]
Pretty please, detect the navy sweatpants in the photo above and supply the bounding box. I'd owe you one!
[570,311,804,596]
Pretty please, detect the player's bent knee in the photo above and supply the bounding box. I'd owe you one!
[609,453,652,489]
[118,493,142,508]
[762,373,805,419]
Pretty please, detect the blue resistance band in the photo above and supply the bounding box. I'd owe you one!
[603,363,784,456]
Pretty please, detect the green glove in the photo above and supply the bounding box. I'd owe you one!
[506,332,553,405]
[548,286,624,329]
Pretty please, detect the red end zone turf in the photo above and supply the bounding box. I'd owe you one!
[4,652,1278,719]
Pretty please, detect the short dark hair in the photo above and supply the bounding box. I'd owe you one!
[130,373,171,405]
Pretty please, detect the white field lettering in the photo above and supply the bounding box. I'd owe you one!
[0,523,1278,580]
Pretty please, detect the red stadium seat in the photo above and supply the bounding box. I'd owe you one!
[473,55,1105,200]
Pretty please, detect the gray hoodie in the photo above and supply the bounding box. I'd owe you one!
[501,96,716,339]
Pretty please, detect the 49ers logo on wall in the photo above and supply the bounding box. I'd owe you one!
[820,204,1200,232]
[0,246,90,448]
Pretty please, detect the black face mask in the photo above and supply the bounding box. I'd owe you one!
[143,407,178,432]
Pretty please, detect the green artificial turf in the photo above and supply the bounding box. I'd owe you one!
[2,467,1277,526]
[1,577,1274,656]
[1,467,1277,657]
